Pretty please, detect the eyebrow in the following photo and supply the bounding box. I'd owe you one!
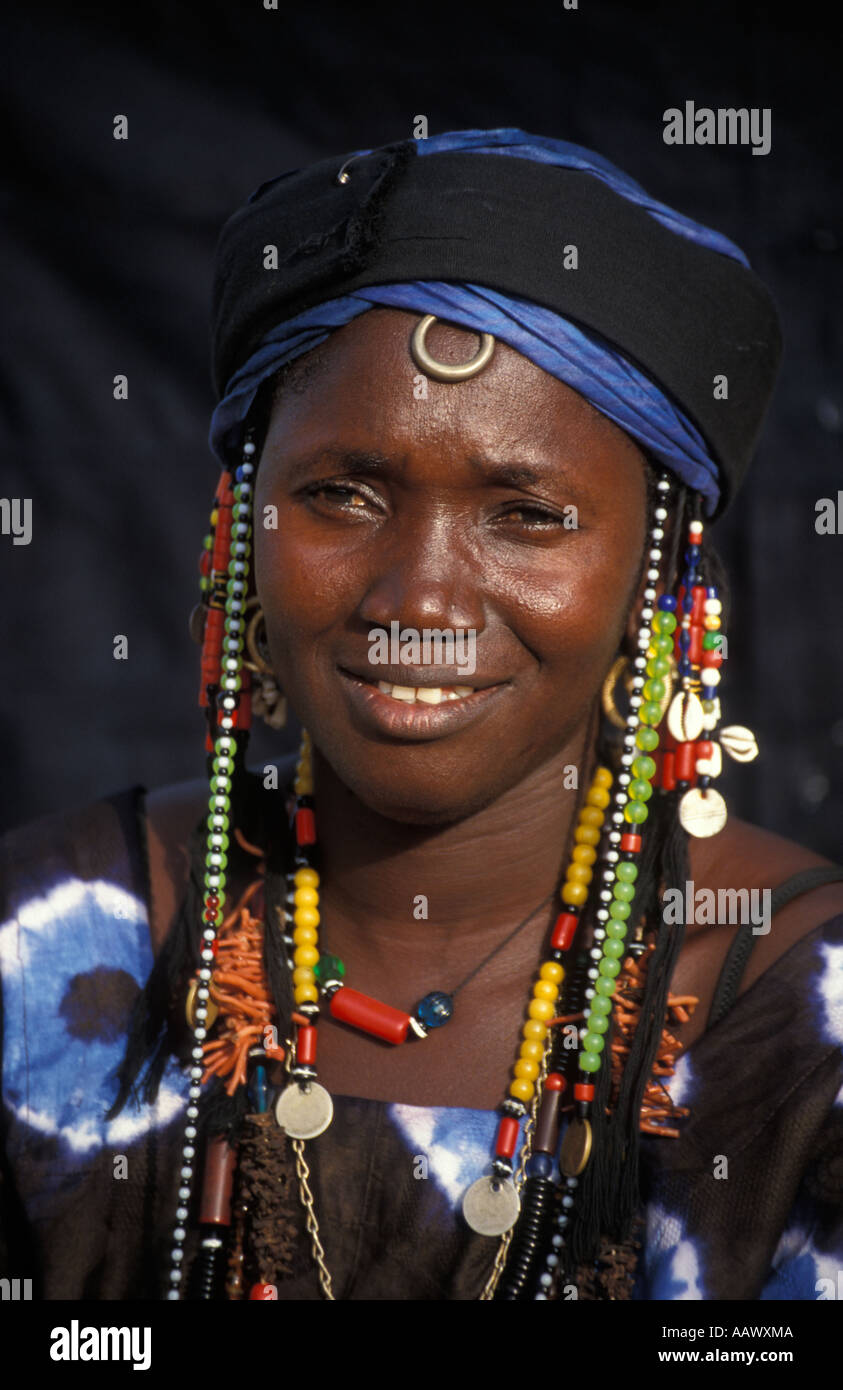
[279,446,578,493]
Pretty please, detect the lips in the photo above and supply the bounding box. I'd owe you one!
[337,666,509,740]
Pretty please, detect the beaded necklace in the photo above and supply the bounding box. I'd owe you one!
[168,443,745,1301]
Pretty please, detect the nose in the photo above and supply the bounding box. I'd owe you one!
[356,507,486,636]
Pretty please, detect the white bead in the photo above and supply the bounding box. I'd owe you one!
[689,520,703,535]
[631,675,645,688]
[619,773,630,787]
[174,1227,186,1243]
[634,655,646,669]
[647,568,659,582]
[629,696,642,709]
[167,1290,180,1301]
[170,1270,182,1284]
[191,1047,204,1060]
[702,668,721,686]
[183,1145,196,1161]
[178,1186,191,1201]
[654,508,667,522]
[194,1028,206,1041]
[593,929,606,942]
[620,752,633,766]
[651,529,664,542]
[657,477,670,491]
[612,811,625,825]
[599,890,612,902]
[649,548,662,562]
[197,987,209,1000]
[185,1110,198,1123]
[584,987,595,999]
[644,587,657,601]
[587,968,598,979]
[180,1165,193,1180]
[606,851,619,864]
[176,1206,189,1221]
[608,830,621,842]
[704,598,722,614]
[596,909,609,921]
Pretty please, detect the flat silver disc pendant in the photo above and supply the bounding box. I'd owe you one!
[679,786,728,838]
[462,1176,521,1236]
[274,1081,333,1139]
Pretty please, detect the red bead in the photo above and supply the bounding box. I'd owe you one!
[619,832,642,853]
[205,895,220,910]
[701,649,722,668]
[691,585,706,621]
[697,740,713,759]
[249,1284,277,1300]
[329,987,411,1045]
[495,1115,520,1159]
[203,908,218,923]
[295,808,316,846]
[674,741,697,782]
[574,1083,595,1102]
[550,911,579,952]
[660,750,676,791]
[296,1024,317,1067]
[544,1072,566,1092]
[198,1136,236,1225]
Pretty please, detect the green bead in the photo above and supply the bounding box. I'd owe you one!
[702,632,722,651]
[642,678,665,702]
[652,634,674,656]
[635,726,659,751]
[606,919,627,940]
[702,698,715,712]
[313,953,345,982]
[208,831,230,852]
[645,656,670,678]
[205,850,228,870]
[616,861,639,883]
[204,871,226,893]
[203,534,213,550]
[639,701,664,726]
[598,957,621,979]
[631,755,656,781]
[579,1051,602,1073]
[208,793,230,813]
[612,880,635,902]
[595,976,616,997]
[609,899,631,920]
[590,994,612,1016]
[587,1010,610,1033]
[653,610,677,635]
[582,1031,605,1053]
[624,800,649,825]
[628,778,653,802]
[602,938,625,960]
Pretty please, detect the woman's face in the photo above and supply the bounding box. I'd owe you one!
[254,309,650,824]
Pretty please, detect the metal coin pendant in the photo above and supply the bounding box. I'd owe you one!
[274,1081,334,1139]
[679,786,728,838]
[559,1117,592,1177]
[462,1175,521,1236]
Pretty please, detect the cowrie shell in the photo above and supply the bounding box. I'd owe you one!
[667,690,704,743]
[696,743,722,778]
[720,725,759,762]
[679,786,728,838]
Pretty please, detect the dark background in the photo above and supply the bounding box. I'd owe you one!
[2,0,841,854]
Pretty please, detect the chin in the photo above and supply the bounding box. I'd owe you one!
[323,745,509,827]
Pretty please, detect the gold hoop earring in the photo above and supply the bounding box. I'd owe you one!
[601,654,675,731]
[243,598,287,729]
[410,314,495,381]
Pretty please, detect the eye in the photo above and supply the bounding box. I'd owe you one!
[500,503,569,529]
[303,481,382,513]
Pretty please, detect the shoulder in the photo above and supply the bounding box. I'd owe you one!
[673,815,843,1048]
[144,753,297,955]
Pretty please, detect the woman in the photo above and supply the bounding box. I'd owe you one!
[2,129,842,1302]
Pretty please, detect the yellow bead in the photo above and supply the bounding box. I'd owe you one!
[293,945,319,968]
[566,863,592,885]
[292,966,315,986]
[294,779,313,797]
[294,886,319,909]
[294,982,319,1005]
[572,844,597,866]
[533,979,558,1002]
[539,961,564,983]
[514,1058,540,1081]
[293,906,320,930]
[292,926,318,947]
[561,880,589,906]
[580,806,604,828]
[294,867,320,888]
[586,786,610,809]
[519,1039,544,1061]
[509,1077,535,1103]
[703,615,721,631]
[575,824,600,846]
[528,997,555,1022]
[593,766,613,789]
[522,1019,548,1042]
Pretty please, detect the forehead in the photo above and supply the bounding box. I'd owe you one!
[265,306,649,485]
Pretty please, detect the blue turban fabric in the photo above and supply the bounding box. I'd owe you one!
[209,129,755,515]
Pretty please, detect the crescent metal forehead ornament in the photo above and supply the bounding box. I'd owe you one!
[410,314,495,382]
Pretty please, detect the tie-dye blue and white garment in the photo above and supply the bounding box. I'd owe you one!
[1,788,842,1299]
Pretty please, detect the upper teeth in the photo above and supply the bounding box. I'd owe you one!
[377,682,475,704]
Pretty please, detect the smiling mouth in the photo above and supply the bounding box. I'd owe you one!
[337,665,509,737]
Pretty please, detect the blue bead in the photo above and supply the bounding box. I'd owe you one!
[657,594,677,612]
[707,585,718,598]
[678,630,691,650]
[527,1152,554,1179]
[416,991,454,1029]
